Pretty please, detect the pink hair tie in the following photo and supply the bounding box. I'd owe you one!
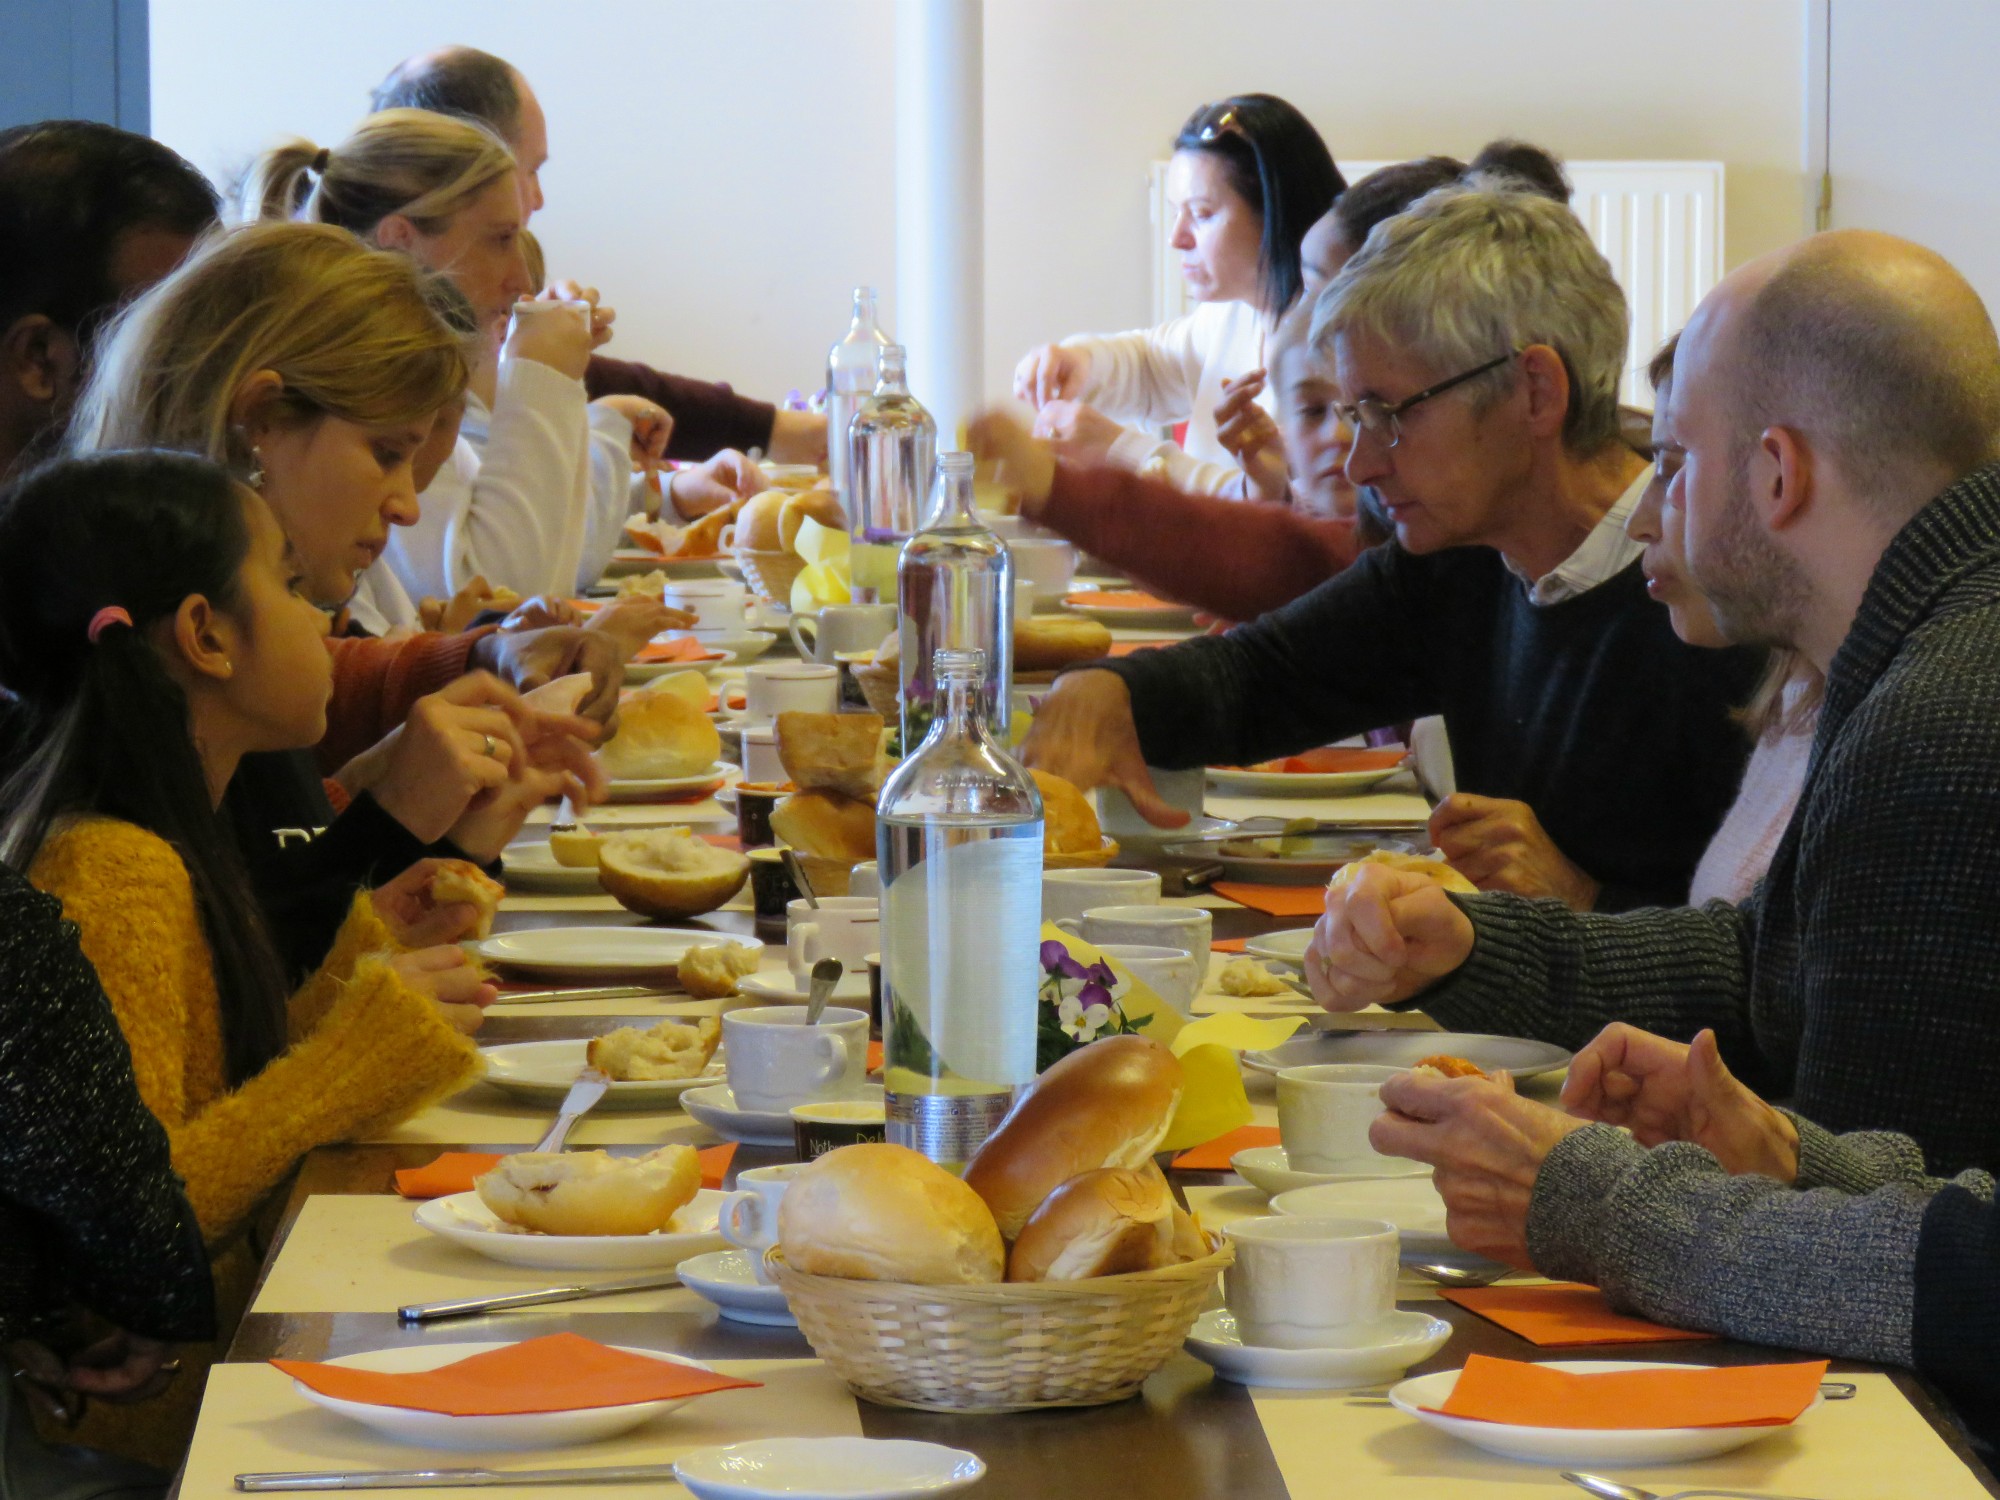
[86,606,132,644]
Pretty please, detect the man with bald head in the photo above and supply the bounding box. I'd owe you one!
[1310,229,2000,1176]
[371,46,826,466]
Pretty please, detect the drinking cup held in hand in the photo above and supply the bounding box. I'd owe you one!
[1223,1216,1398,1349]
[721,1005,869,1115]
[1276,1064,1404,1174]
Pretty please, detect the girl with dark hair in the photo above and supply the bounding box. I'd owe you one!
[0,449,491,1463]
[1012,93,1342,497]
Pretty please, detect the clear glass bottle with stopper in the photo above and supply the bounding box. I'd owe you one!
[895,451,1012,750]
[847,343,934,604]
[876,647,1044,1169]
[825,285,892,509]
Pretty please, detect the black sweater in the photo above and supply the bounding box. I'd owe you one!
[1101,540,1764,911]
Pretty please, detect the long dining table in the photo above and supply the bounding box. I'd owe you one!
[181,601,2000,1500]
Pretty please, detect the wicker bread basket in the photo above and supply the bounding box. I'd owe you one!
[852,661,901,723]
[768,1236,1230,1412]
[732,547,809,605]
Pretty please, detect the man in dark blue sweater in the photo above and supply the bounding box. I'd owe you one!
[1022,184,1763,912]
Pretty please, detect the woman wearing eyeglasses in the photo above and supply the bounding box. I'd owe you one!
[1012,94,1342,497]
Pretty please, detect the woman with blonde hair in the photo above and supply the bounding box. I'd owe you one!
[69,219,607,975]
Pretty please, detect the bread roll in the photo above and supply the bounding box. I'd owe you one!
[769,791,877,865]
[1005,1165,1176,1281]
[596,691,721,780]
[778,1143,1004,1284]
[1327,848,1477,897]
[598,827,750,918]
[776,711,885,800]
[1030,769,1101,856]
[1014,613,1113,672]
[963,1035,1183,1240]
[586,1016,720,1081]
[778,487,846,552]
[548,827,602,868]
[475,1145,701,1236]
[730,490,790,552]
[677,941,761,998]
[430,861,504,939]
[676,500,737,557]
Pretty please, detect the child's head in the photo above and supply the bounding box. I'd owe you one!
[1269,305,1355,520]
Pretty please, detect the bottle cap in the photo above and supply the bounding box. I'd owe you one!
[933,646,987,676]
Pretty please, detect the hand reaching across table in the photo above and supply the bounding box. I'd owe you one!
[1017,669,1190,829]
[471,624,623,722]
[670,448,766,518]
[1031,399,1124,466]
[1013,342,1093,408]
[1305,860,1474,1010]
[1213,368,1290,503]
[500,595,584,631]
[586,595,695,659]
[1427,792,1601,909]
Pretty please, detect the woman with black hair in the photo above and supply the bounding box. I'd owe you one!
[1012,93,1342,496]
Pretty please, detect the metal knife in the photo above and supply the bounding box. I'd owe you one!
[530,1068,610,1153]
[237,1463,683,1491]
[488,985,672,1006]
[398,1271,684,1324]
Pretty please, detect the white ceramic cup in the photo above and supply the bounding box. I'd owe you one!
[790,603,896,664]
[1058,903,1211,959]
[848,860,881,899]
[1275,1064,1405,1174]
[721,1005,869,1115]
[661,580,750,633]
[1041,868,1163,924]
[1007,535,1076,605]
[1095,943,1201,1018]
[786,895,880,988]
[742,662,840,721]
[1097,766,1207,838]
[1223,1216,1399,1349]
[1013,578,1039,621]
[740,724,785,783]
[718,1161,807,1284]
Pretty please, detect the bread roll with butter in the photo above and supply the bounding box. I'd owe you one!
[586,1017,720,1081]
[475,1145,701,1237]
[597,827,749,918]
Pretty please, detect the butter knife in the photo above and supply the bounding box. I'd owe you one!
[488,985,671,1006]
[531,1068,610,1153]
[237,1463,682,1491]
[398,1271,683,1324]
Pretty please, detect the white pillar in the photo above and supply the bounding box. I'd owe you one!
[894,0,983,445]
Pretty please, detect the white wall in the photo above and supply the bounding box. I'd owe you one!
[152,0,1808,413]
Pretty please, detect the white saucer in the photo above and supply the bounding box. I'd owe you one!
[1232,1145,1430,1196]
[473,928,758,981]
[625,656,730,681]
[1272,1177,1453,1255]
[1205,764,1405,798]
[1185,1308,1451,1390]
[1388,1359,1824,1467]
[499,842,602,894]
[414,1190,727,1270]
[735,970,874,1006]
[681,1083,884,1146]
[479,1040,724,1110]
[293,1341,724,1451]
[1242,927,1312,966]
[603,764,733,802]
[676,1249,798,1326]
[674,1437,985,1500]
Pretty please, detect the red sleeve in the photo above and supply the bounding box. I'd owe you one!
[584,354,777,461]
[317,629,488,775]
[1030,463,1361,622]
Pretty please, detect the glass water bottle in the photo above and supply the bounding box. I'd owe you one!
[877,648,1044,1168]
[895,452,1012,748]
[825,285,891,509]
[847,344,934,605]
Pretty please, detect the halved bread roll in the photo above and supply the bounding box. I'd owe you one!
[1327,848,1477,896]
[677,942,761,998]
[778,1143,1004,1284]
[586,1017,720,1081]
[598,827,750,918]
[1005,1164,1177,1282]
[1029,769,1102,856]
[475,1145,701,1236]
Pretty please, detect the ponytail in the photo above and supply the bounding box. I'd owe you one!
[240,136,329,224]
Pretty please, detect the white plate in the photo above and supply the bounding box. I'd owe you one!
[1243,1031,1574,1080]
[1206,764,1406,797]
[675,1438,985,1500]
[414,1190,727,1270]
[735,970,873,1006]
[676,1249,798,1326]
[1242,928,1312,965]
[479,1040,724,1110]
[1185,1308,1451,1390]
[681,1083,884,1147]
[1231,1145,1428,1196]
[1062,595,1200,629]
[625,655,731,681]
[1165,831,1420,886]
[1388,1359,1823,1467]
[606,549,726,579]
[661,630,777,663]
[603,764,734,801]
[499,842,602,894]
[293,1341,720,1451]
[1273,1177,1453,1255]
[473,928,758,980]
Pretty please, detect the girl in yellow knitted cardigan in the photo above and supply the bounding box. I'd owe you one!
[0,453,502,1459]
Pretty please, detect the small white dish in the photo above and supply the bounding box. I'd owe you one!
[676,1248,798,1327]
[663,629,777,663]
[674,1437,985,1499]
[603,764,734,802]
[735,970,873,1005]
[1242,1031,1574,1080]
[1205,763,1406,797]
[1185,1307,1450,1390]
[499,842,602,894]
[1241,927,1312,966]
[293,1341,719,1451]
[681,1083,884,1147]
[479,1040,724,1110]
[1387,1359,1824,1467]
[1062,594,1199,629]
[1272,1177,1454,1256]
[1231,1144,1429,1196]
[473,928,758,981]
[414,1190,727,1270]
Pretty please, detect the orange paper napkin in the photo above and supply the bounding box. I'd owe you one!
[394,1144,737,1200]
[1211,937,1249,954]
[1106,640,1163,658]
[1172,1124,1281,1170]
[1441,1283,1718,1347]
[1066,590,1176,610]
[1212,882,1330,918]
[632,638,724,665]
[274,1332,760,1416]
[866,1040,884,1074]
[1435,1353,1828,1429]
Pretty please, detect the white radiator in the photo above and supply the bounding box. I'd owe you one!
[1150,159,1725,408]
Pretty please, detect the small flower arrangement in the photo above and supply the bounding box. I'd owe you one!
[1037,937,1147,1071]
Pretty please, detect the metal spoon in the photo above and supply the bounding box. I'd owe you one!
[1563,1473,1831,1500]
[1405,1260,1510,1288]
[781,846,819,908]
[804,957,844,1027]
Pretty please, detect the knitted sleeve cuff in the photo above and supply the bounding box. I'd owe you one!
[1525,1123,1640,1283]
[1789,1113,1932,1195]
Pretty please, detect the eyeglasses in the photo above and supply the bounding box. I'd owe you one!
[1335,352,1517,449]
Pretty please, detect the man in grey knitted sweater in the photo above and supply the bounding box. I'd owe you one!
[1308,229,2000,1176]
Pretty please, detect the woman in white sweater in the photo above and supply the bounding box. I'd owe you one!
[1013,94,1342,496]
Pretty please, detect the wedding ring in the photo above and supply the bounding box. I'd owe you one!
[481,733,497,758]
[160,1359,182,1380]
